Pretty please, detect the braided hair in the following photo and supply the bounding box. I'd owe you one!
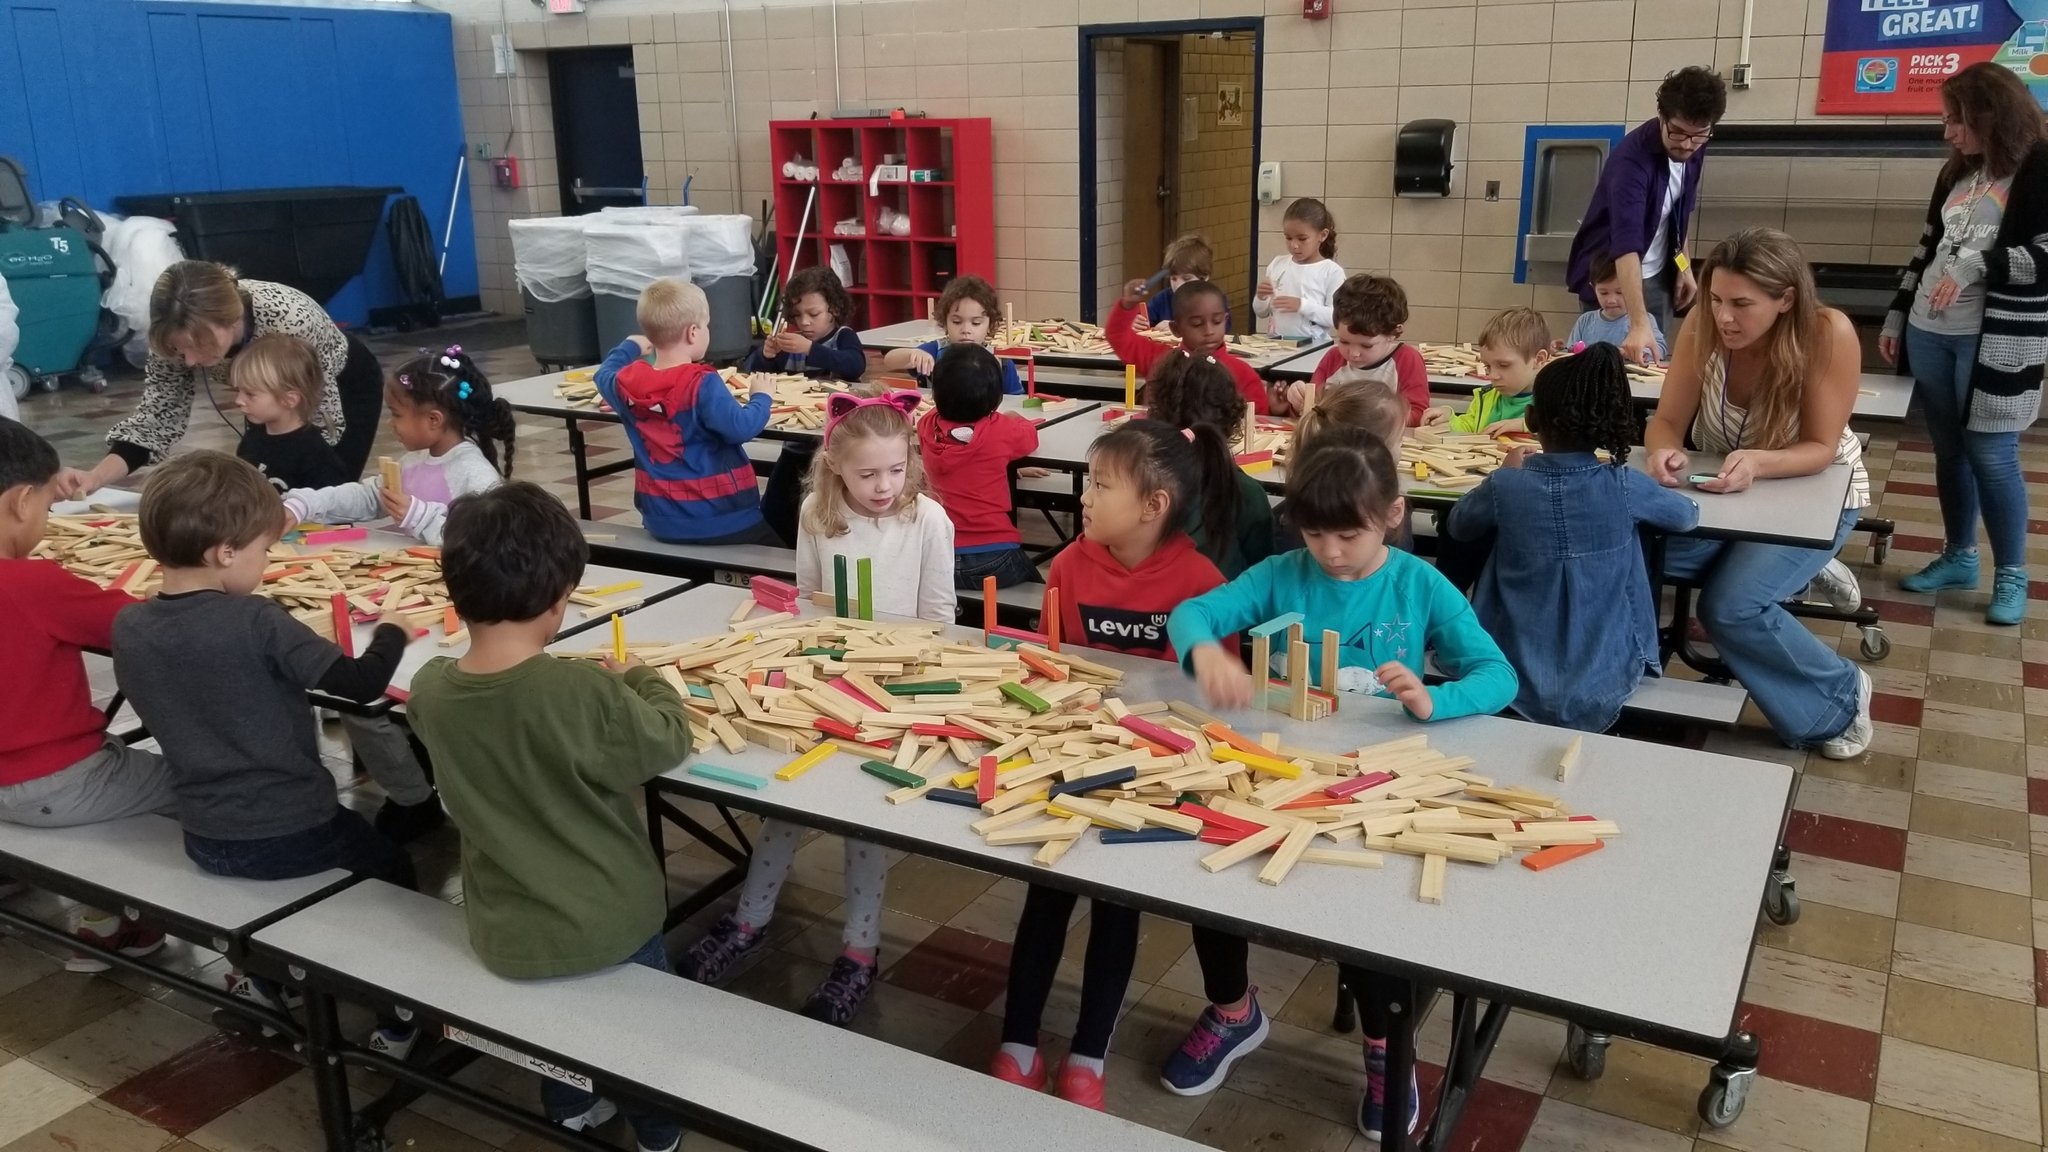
[388,345,518,477]
[1529,343,1634,464]
[1143,350,1242,566]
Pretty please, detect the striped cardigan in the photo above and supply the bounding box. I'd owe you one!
[1885,142,2048,433]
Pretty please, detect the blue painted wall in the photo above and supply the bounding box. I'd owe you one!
[0,0,474,327]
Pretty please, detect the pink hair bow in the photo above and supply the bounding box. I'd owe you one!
[823,389,922,445]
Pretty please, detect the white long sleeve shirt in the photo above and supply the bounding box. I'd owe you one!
[796,492,958,623]
[1252,256,1346,341]
[283,440,502,546]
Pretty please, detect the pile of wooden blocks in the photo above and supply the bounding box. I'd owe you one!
[989,319,1300,362]
[1418,341,1668,383]
[595,606,1618,898]
[550,370,897,434]
[1099,403,1293,475]
[1400,428,1512,489]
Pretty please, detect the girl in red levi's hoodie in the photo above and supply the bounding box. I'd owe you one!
[917,345,1042,589]
[990,418,1228,1110]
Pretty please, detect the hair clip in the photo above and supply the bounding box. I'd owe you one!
[396,372,412,388]
[823,390,922,446]
[1181,427,1196,442]
[456,381,473,401]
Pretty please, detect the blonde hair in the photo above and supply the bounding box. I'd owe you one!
[637,278,710,348]
[1163,233,1215,279]
[801,388,927,538]
[149,261,245,359]
[1477,307,1552,360]
[1294,374,1405,461]
[1695,227,1822,451]
[228,333,320,416]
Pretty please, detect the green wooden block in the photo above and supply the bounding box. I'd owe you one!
[857,556,873,621]
[860,760,927,789]
[799,647,848,658]
[688,763,770,791]
[999,681,1050,714]
[883,680,960,696]
[833,554,849,617]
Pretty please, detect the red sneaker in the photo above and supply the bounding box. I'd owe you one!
[1055,1060,1107,1111]
[990,1049,1047,1091]
[66,917,165,973]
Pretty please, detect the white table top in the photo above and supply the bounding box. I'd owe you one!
[581,583,1792,1047]
[858,319,1324,371]
[253,881,1203,1152]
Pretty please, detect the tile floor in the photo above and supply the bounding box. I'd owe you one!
[4,318,2046,1151]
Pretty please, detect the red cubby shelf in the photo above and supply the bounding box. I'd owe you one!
[769,117,993,329]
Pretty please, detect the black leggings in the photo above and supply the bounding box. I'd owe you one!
[1001,886,1140,1060]
[757,440,811,547]
[1191,925,1431,1041]
[333,332,386,478]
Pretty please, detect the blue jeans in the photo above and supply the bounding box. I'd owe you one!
[1904,324,2030,569]
[184,808,416,890]
[540,934,681,1149]
[953,545,1040,589]
[1664,506,1863,746]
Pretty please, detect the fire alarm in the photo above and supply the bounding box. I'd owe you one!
[491,156,521,189]
[1304,0,1330,17]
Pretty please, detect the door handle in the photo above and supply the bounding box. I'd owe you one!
[572,179,645,200]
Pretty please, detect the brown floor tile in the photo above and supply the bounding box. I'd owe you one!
[1865,1102,2038,1152]
[1757,899,1897,970]
[1522,1097,1692,1152]
[1932,629,2027,660]
[1923,700,2029,745]
[0,973,136,1058]
[1545,1036,1705,1136]
[844,978,980,1060]
[1919,731,2027,775]
[1790,851,1902,918]
[876,855,999,925]
[1927,675,2029,712]
[928,1009,1006,1074]
[1685,1075,1869,1152]
[1806,748,1917,793]
[1111,984,1214,1071]
[1213,1017,1364,1127]
[1911,796,2032,856]
[380,1105,507,1152]
[1416,1005,1565,1099]
[1274,961,1345,1037]
[1185,1087,1354,1152]
[1916,762,2030,813]
[1883,976,2038,1068]
[1744,947,1889,1032]
[181,1069,322,1152]
[0,1099,172,1152]
[1892,921,2038,1003]
[1098,1050,1211,1137]
[881,924,1011,1012]
[24,998,215,1096]
[1896,873,2035,947]
[1876,1035,2042,1143]
[0,1062,95,1147]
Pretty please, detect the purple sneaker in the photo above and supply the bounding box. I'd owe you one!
[1159,992,1269,1096]
[1358,1040,1420,1142]
[799,955,877,1025]
[679,915,764,985]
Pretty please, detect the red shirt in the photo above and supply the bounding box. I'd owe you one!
[918,409,1039,548]
[0,559,135,786]
[1044,533,1227,662]
[1104,300,1270,414]
[1310,343,1430,427]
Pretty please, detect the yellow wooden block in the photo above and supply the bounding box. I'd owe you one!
[775,742,839,781]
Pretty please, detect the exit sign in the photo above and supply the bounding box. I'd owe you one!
[545,0,586,13]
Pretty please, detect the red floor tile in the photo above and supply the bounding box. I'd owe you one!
[1870,693,1923,727]
[1890,533,1946,554]
[1413,1060,1545,1152]
[2030,519,2048,537]
[2036,950,2048,1009]
[1900,439,1935,453]
[1885,480,1939,498]
[2029,778,2048,818]
[2025,663,2048,691]
[1782,811,1908,872]
[882,924,1012,1010]
[2030,580,2046,602]
[1737,1002,1880,1101]
[1863,598,1935,627]
[2024,470,2048,484]
[101,1032,302,1136]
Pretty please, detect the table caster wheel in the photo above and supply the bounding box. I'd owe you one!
[1565,1023,1608,1080]
[1763,874,1799,926]
[79,366,107,393]
[1698,1066,1754,1128]
[1859,626,1890,662]
[35,373,59,393]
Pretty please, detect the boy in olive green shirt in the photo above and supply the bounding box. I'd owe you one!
[407,482,689,1152]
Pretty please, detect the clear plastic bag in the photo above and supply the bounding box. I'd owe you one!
[101,214,185,343]
[509,216,597,303]
[584,223,691,297]
[675,215,756,280]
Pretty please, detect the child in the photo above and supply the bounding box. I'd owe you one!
[407,483,691,1152]
[1278,273,1428,423]
[1447,345,1699,732]
[1136,233,1228,331]
[0,417,178,971]
[1142,352,1273,578]
[1160,430,1516,1141]
[744,266,866,381]
[1107,278,1269,413]
[231,333,350,493]
[1253,198,1345,343]
[1423,307,1553,434]
[1283,375,1412,554]
[113,451,418,1055]
[795,389,957,621]
[918,345,1041,589]
[882,275,1023,394]
[994,420,1228,1108]
[1568,255,1668,362]
[594,279,781,546]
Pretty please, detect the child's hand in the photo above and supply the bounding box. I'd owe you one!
[379,486,411,522]
[1376,662,1433,721]
[1191,646,1252,710]
[1271,295,1302,313]
[1284,381,1313,414]
[1482,418,1526,437]
[1422,406,1452,427]
[601,654,645,672]
[1018,466,1052,478]
[778,331,814,356]
[1131,312,1152,331]
[906,348,936,374]
[278,505,300,539]
[627,334,654,355]
[1119,279,1150,309]
[1503,445,1538,469]
[1646,447,1689,487]
[1255,278,1274,300]
[748,373,777,397]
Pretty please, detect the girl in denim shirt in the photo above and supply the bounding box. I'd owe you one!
[1445,344,1700,732]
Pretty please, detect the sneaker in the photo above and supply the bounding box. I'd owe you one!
[1819,668,1874,761]
[368,1026,418,1062]
[1159,993,1270,1096]
[1899,548,1979,593]
[373,793,447,844]
[678,915,765,985]
[1804,559,1862,611]
[559,1098,617,1132]
[1357,1041,1421,1142]
[637,1139,681,1152]
[1055,1059,1107,1111]
[990,1048,1048,1091]
[799,955,878,1025]
[1988,567,2029,626]
[215,973,290,1040]
[65,917,165,974]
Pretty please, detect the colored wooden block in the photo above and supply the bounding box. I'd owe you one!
[1522,840,1605,872]
[988,625,1050,646]
[1419,853,1447,904]
[611,614,627,663]
[1199,827,1249,845]
[1201,723,1267,756]
[983,574,997,641]
[857,556,874,621]
[1557,734,1583,782]
[331,594,354,657]
[999,682,1051,713]
[1100,828,1199,845]
[833,554,849,617]
[1046,765,1138,799]
[1181,804,1265,837]
[775,742,839,781]
[1045,587,1060,652]
[1116,714,1194,753]
[1017,648,1067,682]
[689,763,770,791]
[860,760,926,789]
[1213,747,1299,778]
[1248,612,1305,639]
[303,527,369,546]
[925,788,983,808]
[828,677,885,712]
[752,575,800,611]
[887,682,962,696]
[976,755,998,805]
[1325,772,1396,798]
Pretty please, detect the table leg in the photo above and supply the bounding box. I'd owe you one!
[1380,982,1418,1152]
[1419,995,1509,1152]
[568,417,594,520]
[303,988,357,1152]
[647,790,754,931]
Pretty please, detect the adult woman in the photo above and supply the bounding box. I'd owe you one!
[1878,63,2047,626]
[55,261,384,495]
[1645,227,1873,759]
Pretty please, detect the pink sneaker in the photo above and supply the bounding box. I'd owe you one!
[1055,1060,1107,1111]
[990,1049,1047,1091]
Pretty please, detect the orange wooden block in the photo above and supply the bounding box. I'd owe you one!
[1201,723,1267,756]
[1135,738,1175,758]
[442,606,460,633]
[1017,648,1067,682]
[1521,840,1604,872]
[405,547,440,560]
[1045,587,1060,653]
[264,565,309,582]
[1276,795,1351,811]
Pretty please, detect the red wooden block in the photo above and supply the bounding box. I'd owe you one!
[1117,714,1195,753]
[1199,827,1250,846]
[828,677,884,712]
[1182,804,1264,837]
[976,755,998,804]
[911,723,980,739]
[331,594,354,657]
[1326,772,1396,798]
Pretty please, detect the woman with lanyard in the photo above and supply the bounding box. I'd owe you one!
[1878,62,2047,627]
[1644,227,1874,760]
[54,261,385,496]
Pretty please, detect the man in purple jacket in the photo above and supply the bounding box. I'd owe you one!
[1567,67,1728,367]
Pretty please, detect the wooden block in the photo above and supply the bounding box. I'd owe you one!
[860,760,925,788]
[1116,714,1193,753]
[975,755,998,804]
[1493,827,1597,848]
[1249,633,1270,711]
[688,763,770,790]
[973,802,1050,835]
[1320,629,1339,712]
[981,785,1052,816]
[1248,612,1305,639]
[1521,840,1605,871]
[1257,823,1317,886]
[1108,800,1204,836]
[1286,623,1309,721]
[986,816,1089,847]
[1047,765,1138,799]
[1557,734,1583,782]
[1302,848,1384,868]
[1047,796,1146,831]
[833,554,849,617]
[380,456,404,500]
[1409,813,1516,835]
[1197,824,1289,873]
[1390,831,1508,865]
[1168,700,1223,728]
[1418,853,1446,904]
[1000,682,1051,713]
[774,742,839,781]
[728,599,755,625]
[1034,829,1084,867]
[1100,827,1198,845]
[1213,747,1300,778]
[1529,819,1618,838]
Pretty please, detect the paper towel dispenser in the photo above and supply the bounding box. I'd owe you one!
[1395,119,1456,198]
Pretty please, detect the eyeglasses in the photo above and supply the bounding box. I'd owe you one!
[1663,119,1714,145]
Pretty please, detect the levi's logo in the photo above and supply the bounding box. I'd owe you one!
[1079,603,1168,650]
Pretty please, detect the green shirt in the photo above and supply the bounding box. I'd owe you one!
[1189,469,1277,580]
[408,655,693,978]
[1449,387,1533,434]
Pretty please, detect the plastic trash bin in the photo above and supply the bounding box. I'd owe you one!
[117,186,398,307]
[510,216,599,368]
[675,215,756,364]
[585,222,689,355]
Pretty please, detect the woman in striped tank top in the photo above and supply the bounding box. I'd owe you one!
[1643,228,1875,760]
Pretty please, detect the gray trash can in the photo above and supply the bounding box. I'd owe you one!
[585,222,689,357]
[521,288,598,370]
[675,216,757,366]
[510,216,599,368]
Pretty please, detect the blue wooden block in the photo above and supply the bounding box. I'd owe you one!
[1047,765,1138,799]
[924,788,983,808]
[688,763,770,791]
[686,684,715,700]
[1248,612,1305,639]
[1101,828,1199,845]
